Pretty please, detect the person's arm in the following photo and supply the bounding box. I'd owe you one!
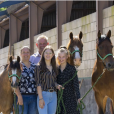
[37,86,45,109]
[35,65,45,109]
[15,87,23,105]
[55,74,64,90]
[72,67,81,100]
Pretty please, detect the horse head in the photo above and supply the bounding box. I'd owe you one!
[67,31,83,67]
[7,56,23,89]
[97,30,114,71]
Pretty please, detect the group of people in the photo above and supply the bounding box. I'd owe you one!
[15,35,81,114]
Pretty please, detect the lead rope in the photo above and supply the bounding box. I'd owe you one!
[76,68,106,114]
[9,80,23,113]
[14,92,24,114]
[57,68,106,114]
[57,71,77,114]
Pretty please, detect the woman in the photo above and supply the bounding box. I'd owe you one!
[15,46,37,114]
[57,46,81,114]
[35,45,63,114]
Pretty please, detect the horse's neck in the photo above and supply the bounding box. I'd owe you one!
[0,70,9,82]
[67,56,74,66]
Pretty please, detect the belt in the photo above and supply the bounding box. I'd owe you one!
[44,89,55,92]
[21,93,37,95]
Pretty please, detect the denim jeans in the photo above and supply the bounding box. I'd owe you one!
[18,94,37,114]
[37,91,57,114]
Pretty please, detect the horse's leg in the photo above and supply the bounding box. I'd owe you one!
[103,96,108,113]
[95,92,105,114]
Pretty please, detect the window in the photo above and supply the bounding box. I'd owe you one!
[40,4,56,33]
[3,29,9,48]
[20,18,29,41]
[70,1,96,21]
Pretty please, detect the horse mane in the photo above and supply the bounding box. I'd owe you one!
[67,40,71,49]
[0,69,6,77]
[0,64,8,76]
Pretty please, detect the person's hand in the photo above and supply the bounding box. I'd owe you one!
[17,95,23,105]
[56,85,64,90]
[39,98,45,109]
[78,98,82,104]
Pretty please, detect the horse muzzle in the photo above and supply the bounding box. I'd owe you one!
[105,62,114,71]
[11,82,19,88]
[73,58,81,67]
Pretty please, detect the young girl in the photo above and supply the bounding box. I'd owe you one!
[35,45,62,114]
[57,46,81,114]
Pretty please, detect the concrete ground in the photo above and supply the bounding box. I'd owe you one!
[80,78,112,114]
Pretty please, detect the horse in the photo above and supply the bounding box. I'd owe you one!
[92,30,114,114]
[67,31,83,67]
[0,56,22,114]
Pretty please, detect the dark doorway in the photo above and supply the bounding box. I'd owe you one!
[20,18,29,41]
[3,29,9,48]
[40,4,56,33]
[70,1,96,21]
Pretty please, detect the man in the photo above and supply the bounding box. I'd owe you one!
[29,35,48,114]
[30,35,49,64]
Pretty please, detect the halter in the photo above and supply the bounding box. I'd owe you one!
[97,51,113,61]
[69,50,83,57]
[8,71,21,80]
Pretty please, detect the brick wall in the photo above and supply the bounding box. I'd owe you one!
[14,38,30,58]
[103,6,114,54]
[0,46,9,72]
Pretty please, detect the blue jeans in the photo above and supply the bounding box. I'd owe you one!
[18,94,37,114]
[37,91,57,114]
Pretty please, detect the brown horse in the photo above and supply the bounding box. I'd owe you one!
[67,31,83,67]
[0,56,22,114]
[92,30,114,114]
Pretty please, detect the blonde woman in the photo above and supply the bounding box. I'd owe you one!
[57,46,81,114]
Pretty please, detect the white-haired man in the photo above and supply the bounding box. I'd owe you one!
[30,35,49,64]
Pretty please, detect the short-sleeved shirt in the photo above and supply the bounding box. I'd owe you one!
[35,65,57,91]
[29,52,41,65]
[19,62,37,94]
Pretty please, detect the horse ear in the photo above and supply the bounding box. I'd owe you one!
[106,30,111,38]
[9,56,12,63]
[69,32,73,40]
[79,31,83,40]
[17,56,20,63]
[98,30,101,39]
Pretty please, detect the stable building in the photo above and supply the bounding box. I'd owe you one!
[0,1,114,113]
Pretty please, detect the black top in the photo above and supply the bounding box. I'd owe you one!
[35,65,57,91]
[57,63,80,99]
[57,63,80,114]
[19,62,37,94]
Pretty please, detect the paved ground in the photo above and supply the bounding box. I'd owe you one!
[80,78,112,114]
